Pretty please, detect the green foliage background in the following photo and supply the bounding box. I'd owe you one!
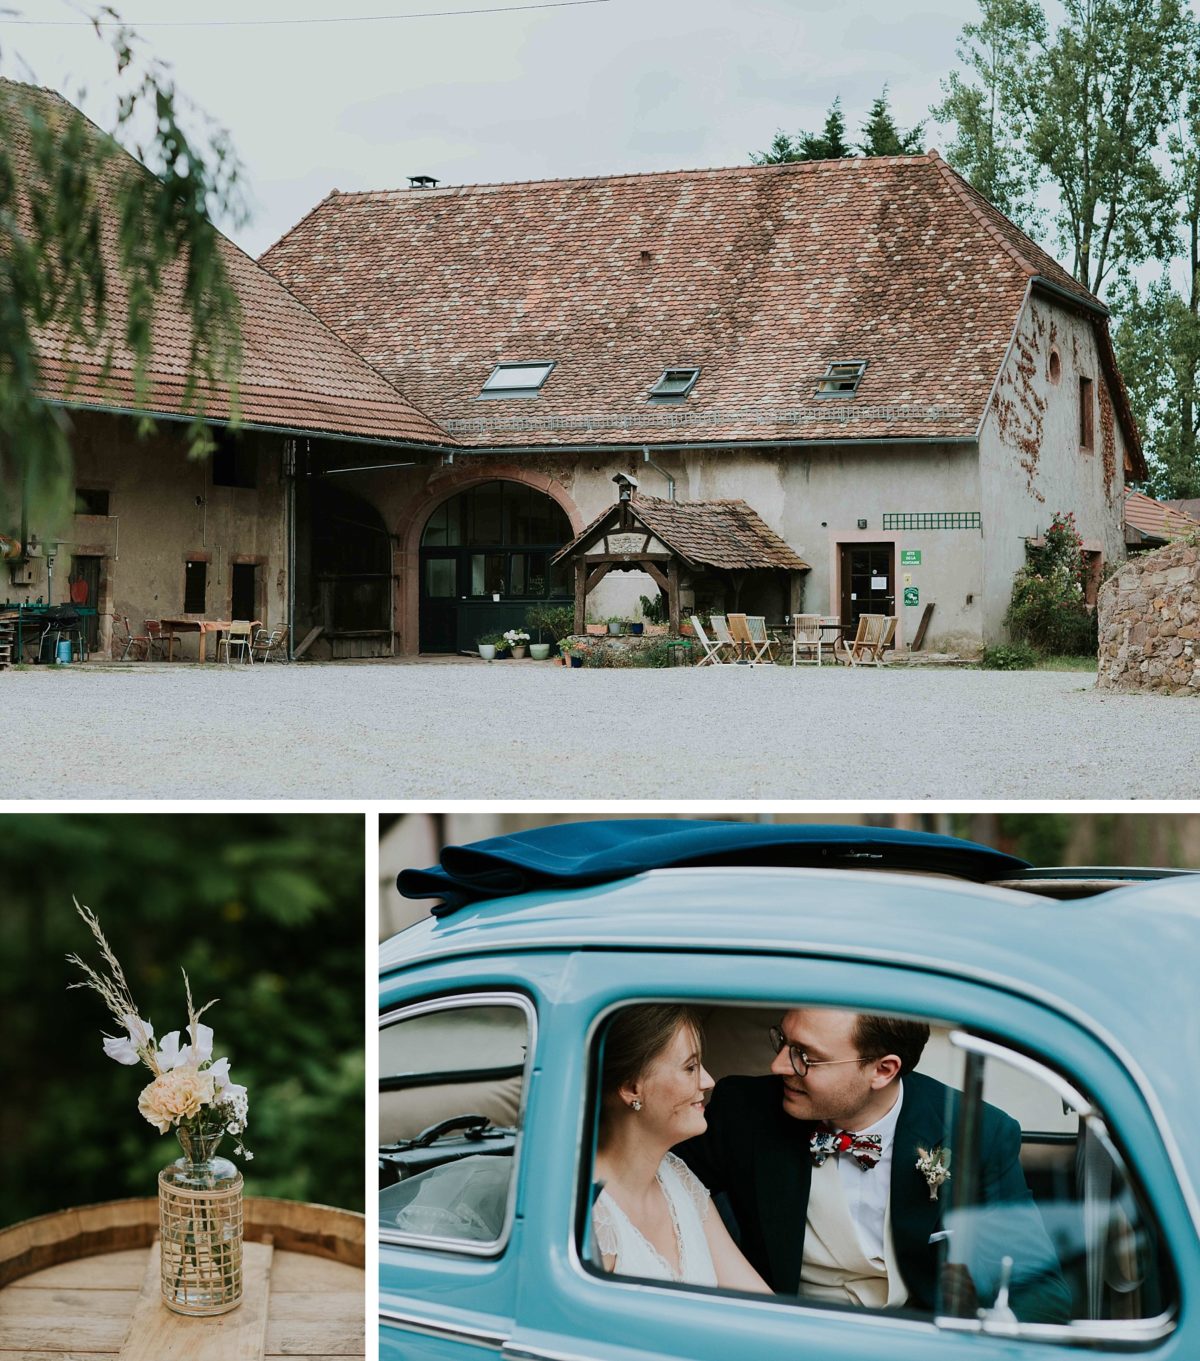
[0,813,364,1228]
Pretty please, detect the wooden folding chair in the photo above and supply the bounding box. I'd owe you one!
[690,615,734,665]
[834,614,893,666]
[790,614,824,666]
[710,615,737,655]
[727,614,778,665]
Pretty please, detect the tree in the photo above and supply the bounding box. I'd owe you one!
[752,94,915,165]
[931,0,1045,225]
[858,86,925,157]
[934,0,1190,297]
[0,10,244,530]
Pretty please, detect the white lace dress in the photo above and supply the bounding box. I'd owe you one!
[591,1151,717,1286]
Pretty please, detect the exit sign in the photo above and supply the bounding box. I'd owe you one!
[900,550,922,565]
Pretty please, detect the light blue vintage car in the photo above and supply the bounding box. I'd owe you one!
[379,821,1200,1361]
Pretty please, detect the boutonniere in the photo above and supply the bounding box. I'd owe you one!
[915,1145,952,1200]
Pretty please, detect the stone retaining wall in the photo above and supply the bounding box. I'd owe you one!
[1096,539,1200,694]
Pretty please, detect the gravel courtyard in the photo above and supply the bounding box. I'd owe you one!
[5,660,1197,800]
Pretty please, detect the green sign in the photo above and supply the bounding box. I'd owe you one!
[901,549,922,565]
[903,586,919,607]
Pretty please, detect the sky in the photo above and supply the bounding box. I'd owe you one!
[2,0,977,258]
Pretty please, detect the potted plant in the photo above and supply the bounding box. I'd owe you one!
[606,616,623,636]
[586,619,606,636]
[503,628,530,659]
[628,620,644,636]
[477,634,503,661]
[559,638,584,668]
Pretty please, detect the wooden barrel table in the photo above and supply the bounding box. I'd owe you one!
[0,1197,364,1360]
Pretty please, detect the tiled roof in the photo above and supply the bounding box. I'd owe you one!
[1165,497,1200,522]
[3,80,451,447]
[261,152,1117,451]
[1124,490,1200,541]
[553,494,810,572]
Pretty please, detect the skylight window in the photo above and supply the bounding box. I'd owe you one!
[815,360,867,398]
[480,362,555,399]
[649,367,700,402]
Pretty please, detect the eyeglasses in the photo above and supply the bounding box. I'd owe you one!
[768,1026,867,1078]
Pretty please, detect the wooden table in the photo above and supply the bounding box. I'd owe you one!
[159,620,260,663]
[0,1197,364,1361]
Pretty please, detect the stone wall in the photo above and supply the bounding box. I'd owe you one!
[1096,538,1200,694]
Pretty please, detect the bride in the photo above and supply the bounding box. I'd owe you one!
[592,1004,770,1292]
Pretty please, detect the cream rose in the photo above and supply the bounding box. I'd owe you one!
[138,1067,216,1133]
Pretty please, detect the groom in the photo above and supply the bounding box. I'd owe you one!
[677,1007,1070,1323]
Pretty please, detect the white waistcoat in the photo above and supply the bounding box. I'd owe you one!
[799,1158,909,1309]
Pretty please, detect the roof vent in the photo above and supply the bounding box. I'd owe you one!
[408,174,440,190]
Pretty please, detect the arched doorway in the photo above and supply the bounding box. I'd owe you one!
[419,480,573,652]
[311,485,392,656]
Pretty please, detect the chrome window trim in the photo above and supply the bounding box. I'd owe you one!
[948,1029,1095,1116]
[380,1305,506,1350]
[567,995,1181,1347]
[378,989,536,1257]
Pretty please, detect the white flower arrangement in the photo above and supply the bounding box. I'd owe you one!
[67,899,253,1160]
[915,1144,951,1200]
[503,629,530,647]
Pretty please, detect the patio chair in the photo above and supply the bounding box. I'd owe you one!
[144,620,175,662]
[217,619,254,664]
[834,614,894,666]
[113,615,148,661]
[727,613,778,665]
[250,623,290,663]
[790,614,824,667]
[690,615,734,666]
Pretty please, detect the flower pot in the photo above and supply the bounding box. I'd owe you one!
[530,643,551,660]
[629,622,644,635]
[586,623,606,636]
[159,1121,243,1315]
[510,645,528,659]
[478,644,496,660]
[570,654,584,667]
[607,622,623,635]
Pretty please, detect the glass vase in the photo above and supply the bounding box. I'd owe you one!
[158,1120,244,1315]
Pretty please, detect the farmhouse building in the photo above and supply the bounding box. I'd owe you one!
[4,75,1143,658]
[261,153,1142,654]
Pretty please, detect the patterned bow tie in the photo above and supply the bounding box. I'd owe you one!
[810,1123,883,1171]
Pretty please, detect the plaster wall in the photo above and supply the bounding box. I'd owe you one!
[977,294,1128,642]
[7,411,287,658]
[346,440,983,654]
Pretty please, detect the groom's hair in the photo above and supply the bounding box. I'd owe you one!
[853,1013,930,1078]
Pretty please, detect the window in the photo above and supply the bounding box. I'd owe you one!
[649,368,700,402]
[580,999,1176,1346]
[1049,348,1062,385]
[74,488,109,516]
[380,995,533,1251]
[480,361,555,399]
[1079,377,1094,450]
[816,360,867,398]
[212,433,257,488]
[183,559,207,614]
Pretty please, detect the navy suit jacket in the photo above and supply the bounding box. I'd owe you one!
[677,1071,1071,1323]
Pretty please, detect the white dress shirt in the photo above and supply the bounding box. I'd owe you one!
[835,1080,904,1264]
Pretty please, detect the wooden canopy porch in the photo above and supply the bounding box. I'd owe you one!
[551,480,810,633]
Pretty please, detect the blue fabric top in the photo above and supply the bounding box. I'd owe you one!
[397,820,1030,916]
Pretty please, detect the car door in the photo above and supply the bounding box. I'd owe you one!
[378,960,545,1361]
[503,946,1196,1361]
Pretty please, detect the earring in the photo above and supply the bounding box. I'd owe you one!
[631,1099,642,1112]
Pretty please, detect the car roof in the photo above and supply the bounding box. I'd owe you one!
[382,864,1200,1137]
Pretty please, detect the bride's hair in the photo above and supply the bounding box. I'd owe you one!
[600,1004,704,1113]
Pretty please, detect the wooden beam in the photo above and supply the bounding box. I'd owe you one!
[644,563,670,594]
[585,561,616,595]
[581,553,672,565]
[912,603,935,651]
[574,557,587,634]
[667,557,681,634]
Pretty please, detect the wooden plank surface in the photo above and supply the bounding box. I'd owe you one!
[1,1245,362,1358]
[118,1240,273,1361]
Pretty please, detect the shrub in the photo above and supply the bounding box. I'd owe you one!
[1004,511,1097,656]
[639,593,667,625]
[526,604,575,644]
[979,641,1038,670]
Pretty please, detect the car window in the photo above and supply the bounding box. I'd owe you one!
[581,1001,1176,1348]
[379,994,531,1252]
